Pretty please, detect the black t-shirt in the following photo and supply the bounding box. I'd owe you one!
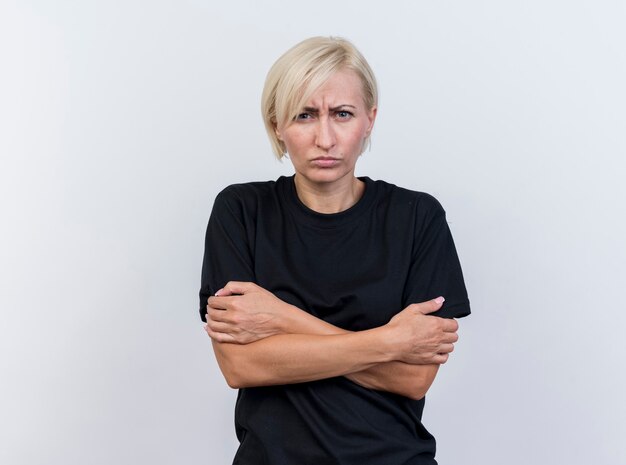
[199,175,470,465]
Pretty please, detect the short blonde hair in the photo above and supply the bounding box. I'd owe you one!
[261,36,378,159]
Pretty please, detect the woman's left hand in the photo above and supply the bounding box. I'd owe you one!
[205,282,294,344]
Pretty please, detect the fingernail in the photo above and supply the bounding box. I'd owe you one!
[434,296,445,304]
[215,289,223,296]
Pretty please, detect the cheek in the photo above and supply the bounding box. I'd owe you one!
[282,129,311,151]
[344,127,369,151]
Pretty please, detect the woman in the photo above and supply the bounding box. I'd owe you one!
[199,36,470,465]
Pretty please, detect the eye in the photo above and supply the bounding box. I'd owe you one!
[335,110,354,120]
[295,112,313,121]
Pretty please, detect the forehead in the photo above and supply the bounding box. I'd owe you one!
[304,69,365,106]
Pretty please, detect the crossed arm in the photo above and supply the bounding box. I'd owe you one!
[204,282,459,401]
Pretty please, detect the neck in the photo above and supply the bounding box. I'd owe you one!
[293,174,365,214]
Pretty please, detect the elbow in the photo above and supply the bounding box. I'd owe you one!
[405,388,428,401]
[224,373,244,389]
[403,370,437,401]
[211,341,257,389]
[217,359,241,389]
[223,365,262,389]
[222,359,259,389]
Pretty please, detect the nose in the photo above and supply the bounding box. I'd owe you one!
[315,117,336,151]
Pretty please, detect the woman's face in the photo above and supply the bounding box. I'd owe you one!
[276,69,377,188]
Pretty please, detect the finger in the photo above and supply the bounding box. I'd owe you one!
[415,297,445,315]
[214,287,234,297]
[207,307,231,323]
[207,296,231,310]
[441,331,459,344]
[220,281,257,296]
[208,296,246,313]
[441,318,459,333]
[208,306,243,325]
[207,319,238,334]
[206,329,237,343]
[437,343,455,354]
[432,353,450,364]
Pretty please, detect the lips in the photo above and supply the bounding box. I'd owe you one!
[311,157,340,168]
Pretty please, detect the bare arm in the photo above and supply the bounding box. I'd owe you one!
[211,328,397,388]
[278,305,443,400]
[206,282,457,399]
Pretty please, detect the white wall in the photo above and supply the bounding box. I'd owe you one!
[1,1,624,464]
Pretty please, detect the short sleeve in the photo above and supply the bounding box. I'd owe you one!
[198,188,256,322]
[402,195,471,319]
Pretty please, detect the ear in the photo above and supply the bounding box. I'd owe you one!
[365,106,377,137]
[274,123,283,141]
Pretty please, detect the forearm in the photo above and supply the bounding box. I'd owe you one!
[281,306,440,399]
[212,328,395,388]
[206,284,454,396]
[345,363,439,400]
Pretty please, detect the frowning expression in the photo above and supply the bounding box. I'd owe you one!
[275,69,377,187]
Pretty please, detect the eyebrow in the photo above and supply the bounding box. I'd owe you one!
[302,104,357,113]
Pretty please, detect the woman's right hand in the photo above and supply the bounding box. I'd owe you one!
[205,282,295,344]
[385,298,459,365]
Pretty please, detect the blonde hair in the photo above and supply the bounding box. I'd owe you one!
[261,36,378,159]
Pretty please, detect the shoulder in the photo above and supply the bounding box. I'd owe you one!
[213,178,286,211]
[366,177,446,218]
[210,177,293,223]
[216,179,277,202]
[207,179,283,226]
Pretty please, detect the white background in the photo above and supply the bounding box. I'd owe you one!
[1,1,625,464]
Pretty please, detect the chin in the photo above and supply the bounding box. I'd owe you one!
[301,168,353,185]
